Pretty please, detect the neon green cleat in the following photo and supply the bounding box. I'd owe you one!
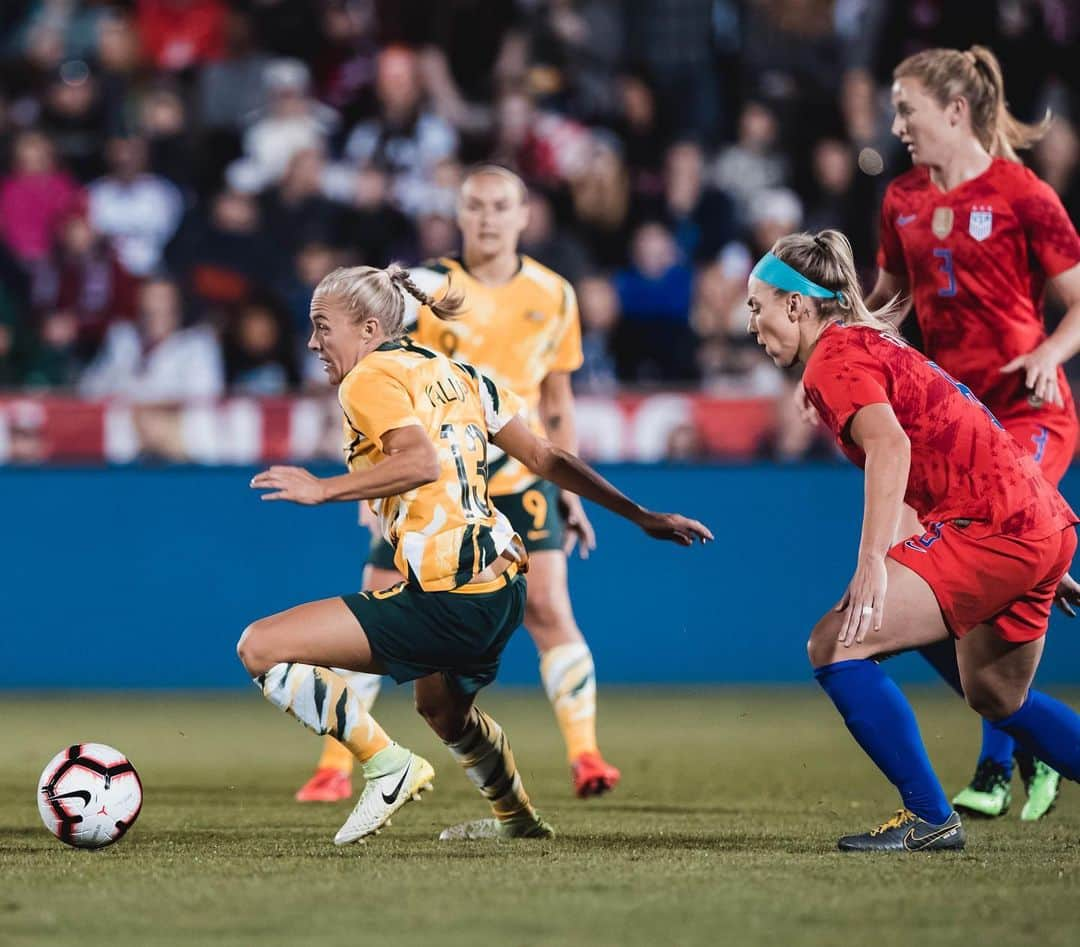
[952,760,1011,818]
[1020,759,1060,822]
[438,812,555,841]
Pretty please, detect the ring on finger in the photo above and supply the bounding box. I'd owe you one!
[860,605,873,616]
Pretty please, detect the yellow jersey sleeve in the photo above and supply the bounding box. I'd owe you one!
[550,280,583,374]
[476,371,526,437]
[339,366,421,452]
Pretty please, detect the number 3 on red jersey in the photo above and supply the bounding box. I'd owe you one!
[932,248,957,297]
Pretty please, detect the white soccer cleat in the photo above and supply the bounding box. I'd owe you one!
[333,753,434,846]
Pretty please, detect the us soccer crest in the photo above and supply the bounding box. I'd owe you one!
[969,206,993,241]
[932,207,954,238]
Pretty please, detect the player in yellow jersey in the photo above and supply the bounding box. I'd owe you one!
[296,166,624,803]
[238,263,711,843]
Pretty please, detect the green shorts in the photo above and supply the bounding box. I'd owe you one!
[341,570,527,696]
[366,480,563,569]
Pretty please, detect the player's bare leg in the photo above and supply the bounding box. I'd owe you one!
[524,549,620,798]
[414,673,553,840]
[238,598,433,844]
[955,623,1080,793]
[296,563,401,802]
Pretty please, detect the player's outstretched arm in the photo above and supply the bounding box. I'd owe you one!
[491,416,712,546]
[864,268,911,326]
[251,426,439,504]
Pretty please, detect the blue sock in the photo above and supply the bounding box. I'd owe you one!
[815,659,953,824]
[992,691,1080,781]
[977,719,1016,772]
[919,641,1015,774]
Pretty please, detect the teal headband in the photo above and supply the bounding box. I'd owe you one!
[750,252,845,304]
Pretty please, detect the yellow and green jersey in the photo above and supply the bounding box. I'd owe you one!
[405,255,583,496]
[338,339,525,592]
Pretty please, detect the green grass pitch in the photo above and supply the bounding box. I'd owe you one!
[1,688,1078,947]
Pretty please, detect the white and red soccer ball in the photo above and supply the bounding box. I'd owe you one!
[37,744,142,849]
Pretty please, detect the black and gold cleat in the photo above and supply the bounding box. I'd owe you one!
[837,808,965,852]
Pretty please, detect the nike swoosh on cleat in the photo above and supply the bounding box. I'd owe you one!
[904,824,958,849]
[897,214,917,226]
[381,765,411,805]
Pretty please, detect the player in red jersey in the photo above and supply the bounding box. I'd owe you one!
[864,45,1080,821]
[749,230,1080,852]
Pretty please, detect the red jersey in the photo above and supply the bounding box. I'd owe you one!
[877,158,1080,423]
[803,322,1077,540]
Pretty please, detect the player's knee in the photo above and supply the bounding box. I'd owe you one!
[236,620,273,676]
[525,590,575,642]
[964,685,1023,722]
[806,618,840,669]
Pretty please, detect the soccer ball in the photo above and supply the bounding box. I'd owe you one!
[37,744,143,849]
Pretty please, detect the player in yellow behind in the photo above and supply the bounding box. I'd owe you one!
[241,263,711,843]
[297,166,624,802]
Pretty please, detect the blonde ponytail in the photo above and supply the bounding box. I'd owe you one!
[895,46,1050,162]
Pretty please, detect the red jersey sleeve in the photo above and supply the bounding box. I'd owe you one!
[804,336,892,443]
[1013,177,1080,280]
[876,185,905,276]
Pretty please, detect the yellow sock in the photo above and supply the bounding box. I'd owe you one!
[313,670,383,773]
[445,708,535,822]
[257,663,391,763]
[540,642,598,762]
[317,736,355,774]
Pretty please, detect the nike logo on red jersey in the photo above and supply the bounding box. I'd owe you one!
[897,213,917,226]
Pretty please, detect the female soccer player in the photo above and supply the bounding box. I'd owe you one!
[238,263,711,845]
[867,45,1080,821]
[298,165,623,804]
[749,230,1080,852]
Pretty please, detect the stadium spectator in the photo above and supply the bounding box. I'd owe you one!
[135,0,227,73]
[569,130,631,267]
[88,135,184,277]
[167,188,281,309]
[196,10,271,133]
[259,148,339,255]
[647,140,737,263]
[611,71,666,200]
[0,130,83,265]
[490,86,591,188]
[342,46,457,216]
[95,10,141,137]
[79,276,223,402]
[277,239,340,336]
[520,189,591,286]
[138,86,195,190]
[331,164,417,267]
[521,0,624,123]
[228,58,338,192]
[222,295,301,396]
[573,273,619,395]
[711,102,789,230]
[611,222,697,384]
[30,209,138,363]
[624,0,721,143]
[38,61,106,182]
[802,138,876,270]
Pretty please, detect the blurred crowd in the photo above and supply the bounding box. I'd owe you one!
[0,0,1078,458]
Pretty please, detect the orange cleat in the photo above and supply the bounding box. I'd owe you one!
[571,751,621,799]
[295,767,353,803]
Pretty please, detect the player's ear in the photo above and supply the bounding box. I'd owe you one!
[786,292,801,322]
[947,96,966,128]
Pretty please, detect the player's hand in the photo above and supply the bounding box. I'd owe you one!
[250,466,327,504]
[835,555,888,646]
[636,510,713,546]
[559,490,596,559]
[1054,571,1080,617]
[793,380,820,426]
[1000,344,1064,408]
